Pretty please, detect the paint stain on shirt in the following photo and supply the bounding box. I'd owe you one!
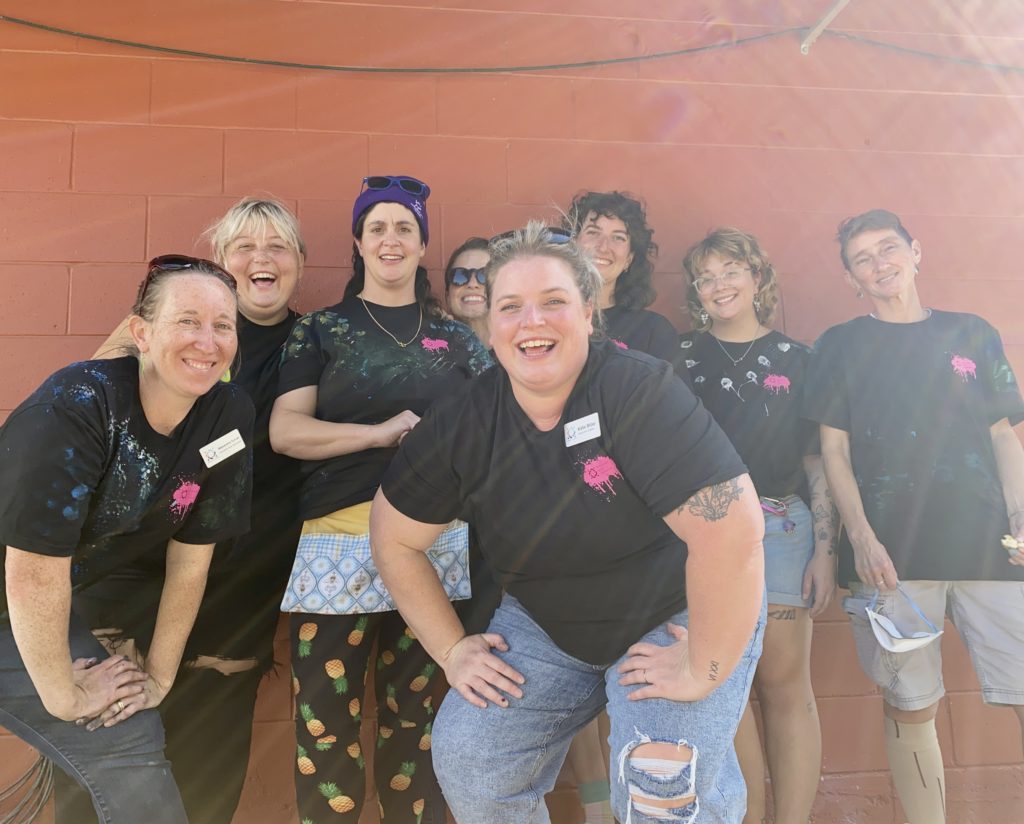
[582,455,623,496]
[170,480,201,518]
[421,337,449,352]
[763,374,791,394]
[950,354,977,382]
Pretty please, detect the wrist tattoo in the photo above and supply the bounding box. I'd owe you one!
[708,660,720,681]
[684,478,744,522]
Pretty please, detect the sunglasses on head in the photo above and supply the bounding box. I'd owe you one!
[448,267,487,287]
[138,254,237,305]
[489,226,572,245]
[362,175,430,197]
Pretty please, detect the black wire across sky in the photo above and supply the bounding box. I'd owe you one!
[0,12,1021,76]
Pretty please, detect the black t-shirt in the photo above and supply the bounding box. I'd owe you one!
[802,311,1024,585]
[212,311,302,573]
[0,358,254,620]
[603,306,692,389]
[680,330,816,500]
[381,341,746,665]
[277,296,492,520]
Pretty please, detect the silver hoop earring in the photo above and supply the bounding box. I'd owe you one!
[698,308,710,326]
[856,289,864,299]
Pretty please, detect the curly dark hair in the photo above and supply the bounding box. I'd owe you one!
[565,191,657,310]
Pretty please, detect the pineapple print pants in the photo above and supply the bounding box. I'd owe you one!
[290,612,445,823]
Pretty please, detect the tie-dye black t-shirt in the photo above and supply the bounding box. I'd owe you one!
[602,306,692,389]
[381,341,745,664]
[277,297,492,520]
[0,357,254,620]
[679,330,816,500]
[802,311,1024,585]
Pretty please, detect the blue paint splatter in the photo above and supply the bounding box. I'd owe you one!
[71,484,89,500]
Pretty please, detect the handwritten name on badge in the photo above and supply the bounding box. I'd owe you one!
[564,413,601,448]
[200,429,245,468]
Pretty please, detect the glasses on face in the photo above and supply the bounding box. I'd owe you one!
[138,254,237,305]
[448,267,487,287]
[362,175,431,197]
[691,265,752,295]
[489,226,572,245]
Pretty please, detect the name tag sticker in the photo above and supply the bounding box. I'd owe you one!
[564,413,601,448]
[200,429,245,468]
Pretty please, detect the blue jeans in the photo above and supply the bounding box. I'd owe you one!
[433,594,765,824]
[0,616,187,824]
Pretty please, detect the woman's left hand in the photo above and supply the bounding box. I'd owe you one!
[802,553,837,618]
[83,672,172,731]
[618,623,716,703]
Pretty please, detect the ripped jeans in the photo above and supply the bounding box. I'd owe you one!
[433,595,764,824]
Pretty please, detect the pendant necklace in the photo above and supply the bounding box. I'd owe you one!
[360,297,423,348]
[712,323,762,366]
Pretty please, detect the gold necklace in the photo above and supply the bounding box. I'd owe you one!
[360,297,423,348]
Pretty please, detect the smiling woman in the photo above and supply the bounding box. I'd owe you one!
[77,198,309,824]
[270,175,494,824]
[371,221,766,824]
[0,258,253,824]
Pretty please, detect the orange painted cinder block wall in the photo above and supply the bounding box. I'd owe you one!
[1,2,1023,822]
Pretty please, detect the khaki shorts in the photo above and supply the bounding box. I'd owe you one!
[843,580,1024,711]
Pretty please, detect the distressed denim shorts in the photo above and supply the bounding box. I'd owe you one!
[432,593,765,824]
[761,495,814,609]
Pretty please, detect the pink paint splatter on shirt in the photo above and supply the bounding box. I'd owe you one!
[612,339,629,350]
[421,337,449,352]
[763,374,791,395]
[950,354,977,382]
[582,456,623,496]
[170,481,201,518]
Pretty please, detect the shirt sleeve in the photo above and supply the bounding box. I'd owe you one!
[380,396,464,525]
[646,313,694,390]
[605,359,747,517]
[800,327,851,432]
[0,401,108,556]
[975,317,1024,426]
[175,390,255,546]
[277,312,328,396]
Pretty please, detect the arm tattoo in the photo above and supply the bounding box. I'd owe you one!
[708,660,720,681]
[683,478,744,522]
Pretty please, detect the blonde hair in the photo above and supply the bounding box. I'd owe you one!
[204,197,306,265]
[681,227,780,331]
[486,221,604,332]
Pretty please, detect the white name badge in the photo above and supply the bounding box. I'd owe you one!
[200,429,245,468]
[564,412,601,447]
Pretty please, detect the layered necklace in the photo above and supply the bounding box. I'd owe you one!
[360,297,423,348]
[712,322,763,367]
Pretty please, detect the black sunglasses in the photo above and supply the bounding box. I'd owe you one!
[448,267,487,287]
[489,226,572,245]
[363,175,431,197]
[138,254,237,305]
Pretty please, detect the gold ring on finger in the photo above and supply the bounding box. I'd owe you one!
[116,699,126,713]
